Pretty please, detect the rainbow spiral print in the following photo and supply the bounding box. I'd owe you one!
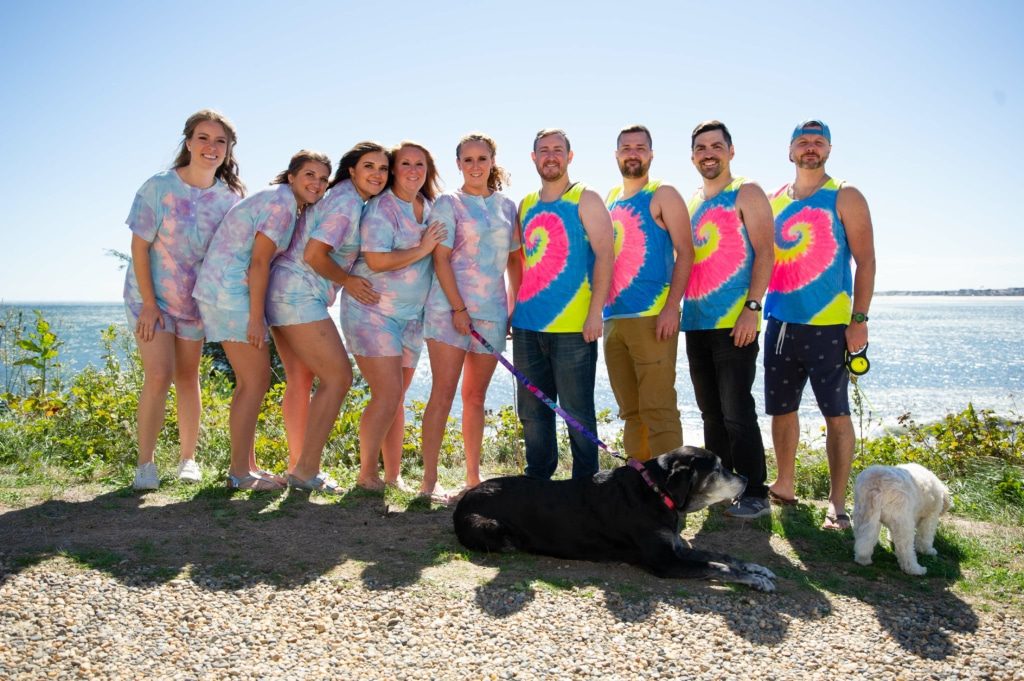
[606,205,647,306]
[769,206,839,294]
[686,206,746,299]
[518,211,568,302]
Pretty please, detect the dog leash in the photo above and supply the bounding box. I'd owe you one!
[468,324,676,511]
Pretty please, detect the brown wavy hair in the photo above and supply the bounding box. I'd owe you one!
[389,141,442,202]
[456,132,509,192]
[171,109,246,196]
[329,141,391,189]
[270,150,332,186]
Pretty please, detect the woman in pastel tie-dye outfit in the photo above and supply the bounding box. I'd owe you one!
[194,151,331,491]
[265,142,390,493]
[125,110,244,491]
[420,134,523,499]
[339,142,447,492]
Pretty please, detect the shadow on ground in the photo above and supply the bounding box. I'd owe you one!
[0,485,452,592]
[0,485,979,657]
[769,502,978,660]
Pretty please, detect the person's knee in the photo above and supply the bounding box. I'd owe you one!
[233,360,271,393]
[461,386,486,409]
[825,414,854,435]
[144,365,175,392]
[172,372,200,396]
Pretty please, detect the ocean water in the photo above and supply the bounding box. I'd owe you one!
[3,297,1021,443]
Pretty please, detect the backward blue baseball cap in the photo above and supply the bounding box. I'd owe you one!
[791,120,831,142]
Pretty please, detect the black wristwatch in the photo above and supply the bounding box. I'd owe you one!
[851,312,869,323]
[744,300,762,312]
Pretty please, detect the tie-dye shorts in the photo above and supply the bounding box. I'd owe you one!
[125,302,204,341]
[424,309,507,354]
[196,302,268,344]
[340,297,423,369]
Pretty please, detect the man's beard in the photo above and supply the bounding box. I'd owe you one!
[619,159,649,179]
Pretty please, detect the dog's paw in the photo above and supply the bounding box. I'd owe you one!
[901,563,927,576]
[920,547,938,556]
[744,573,776,592]
[741,562,776,580]
[854,554,873,566]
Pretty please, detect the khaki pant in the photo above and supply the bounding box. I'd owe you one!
[603,316,683,461]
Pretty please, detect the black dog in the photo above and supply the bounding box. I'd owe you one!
[453,446,776,591]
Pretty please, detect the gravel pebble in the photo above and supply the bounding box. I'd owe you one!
[1,557,1022,680]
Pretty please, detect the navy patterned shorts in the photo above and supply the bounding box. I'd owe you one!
[763,318,850,417]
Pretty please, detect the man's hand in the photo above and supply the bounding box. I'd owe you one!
[655,305,680,341]
[582,311,603,343]
[845,322,868,353]
[731,308,759,347]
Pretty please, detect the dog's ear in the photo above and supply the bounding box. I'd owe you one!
[666,460,696,498]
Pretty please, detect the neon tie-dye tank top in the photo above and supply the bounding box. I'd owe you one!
[765,178,852,325]
[511,182,595,332]
[682,178,756,331]
[603,180,674,320]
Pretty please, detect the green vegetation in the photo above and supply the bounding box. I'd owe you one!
[1,309,1022,607]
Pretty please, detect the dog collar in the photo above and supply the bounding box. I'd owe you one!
[627,459,676,511]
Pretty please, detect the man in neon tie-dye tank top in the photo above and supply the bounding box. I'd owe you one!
[603,124,693,462]
[683,120,775,519]
[764,120,877,531]
[511,128,615,480]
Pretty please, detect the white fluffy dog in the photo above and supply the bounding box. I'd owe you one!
[852,463,952,575]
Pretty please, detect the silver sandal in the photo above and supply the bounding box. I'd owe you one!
[227,473,285,491]
[287,472,343,494]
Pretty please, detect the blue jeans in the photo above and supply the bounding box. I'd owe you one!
[685,329,767,498]
[512,328,599,480]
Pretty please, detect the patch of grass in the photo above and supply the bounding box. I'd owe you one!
[938,530,1024,606]
[211,507,237,527]
[133,539,158,561]
[533,577,576,592]
[59,547,123,571]
[610,582,646,599]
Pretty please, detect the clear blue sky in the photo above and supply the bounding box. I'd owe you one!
[2,0,1021,301]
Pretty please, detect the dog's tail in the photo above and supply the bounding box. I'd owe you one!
[852,469,890,563]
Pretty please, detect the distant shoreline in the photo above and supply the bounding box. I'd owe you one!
[876,288,1024,297]
[3,289,1024,304]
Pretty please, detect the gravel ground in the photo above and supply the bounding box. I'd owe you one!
[2,558,1022,680]
[1,486,1022,680]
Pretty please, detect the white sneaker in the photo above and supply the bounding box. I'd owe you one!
[176,459,202,483]
[133,462,159,490]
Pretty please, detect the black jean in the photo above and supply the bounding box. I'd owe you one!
[685,329,767,498]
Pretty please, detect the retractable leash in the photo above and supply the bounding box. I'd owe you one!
[846,342,870,377]
[468,324,677,511]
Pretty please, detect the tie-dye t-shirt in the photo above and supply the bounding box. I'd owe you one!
[267,179,365,309]
[511,183,595,333]
[424,190,519,323]
[193,183,298,311]
[682,177,758,331]
[603,180,674,320]
[123,169,240,320]
[765,178,852,325]
[345,188,433,321]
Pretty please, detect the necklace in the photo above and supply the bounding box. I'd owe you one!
[786,175,827,199]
